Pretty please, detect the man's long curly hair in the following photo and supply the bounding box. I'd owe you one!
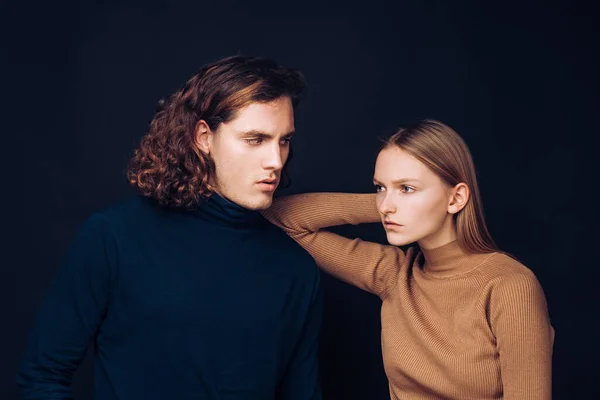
[127,55,306,209]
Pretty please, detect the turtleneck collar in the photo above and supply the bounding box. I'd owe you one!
[194,193,264,228]
[419,240,492,278]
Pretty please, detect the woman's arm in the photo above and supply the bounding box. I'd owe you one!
[262,193,405,299]
[490,272,554,399]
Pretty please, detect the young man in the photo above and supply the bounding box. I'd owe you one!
[17,56,322,400]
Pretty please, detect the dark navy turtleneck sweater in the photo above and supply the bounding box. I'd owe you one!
[17,194,322,400]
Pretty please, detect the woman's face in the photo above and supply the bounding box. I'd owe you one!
[373,146,457,249]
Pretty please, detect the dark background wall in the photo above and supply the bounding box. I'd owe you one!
[5,0,598,398]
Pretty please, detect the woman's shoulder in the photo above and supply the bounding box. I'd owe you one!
[478,252,537,279]
[476,252,546,299]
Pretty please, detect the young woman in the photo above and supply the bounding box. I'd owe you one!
[263,120,554,399]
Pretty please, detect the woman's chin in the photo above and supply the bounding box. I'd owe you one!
[386,233,411,247]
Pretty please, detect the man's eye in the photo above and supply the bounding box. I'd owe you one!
[280,137,292,145]
[245,138,262,145]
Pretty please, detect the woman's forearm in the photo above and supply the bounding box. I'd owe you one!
[262,192,379,235]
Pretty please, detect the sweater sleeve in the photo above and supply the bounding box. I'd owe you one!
[16,213,117,400]
[490,272,554,400]
[262,192,404,299]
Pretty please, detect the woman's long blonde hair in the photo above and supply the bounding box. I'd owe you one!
[383,119,497,254]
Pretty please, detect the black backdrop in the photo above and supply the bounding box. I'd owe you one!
[5,0,599,398]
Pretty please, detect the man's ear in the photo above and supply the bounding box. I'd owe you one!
[448,182,470,214]
[195,120,211,155]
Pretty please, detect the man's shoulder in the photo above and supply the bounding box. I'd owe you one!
[84,195,160,232]
[92,194,141,216]
[261,217,302,246]
[260,218,319,269]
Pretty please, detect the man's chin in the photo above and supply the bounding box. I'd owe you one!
[243,194,274,211]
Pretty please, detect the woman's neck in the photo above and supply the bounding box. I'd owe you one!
[418,218,457,250]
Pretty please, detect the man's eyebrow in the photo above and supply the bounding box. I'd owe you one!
[238,130,296,138]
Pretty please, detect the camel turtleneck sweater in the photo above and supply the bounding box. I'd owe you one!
[263,193,553,400]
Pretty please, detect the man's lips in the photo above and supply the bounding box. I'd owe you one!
[258,179,278,184]
[256,178,279,191]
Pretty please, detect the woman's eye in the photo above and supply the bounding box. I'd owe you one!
[374,184,385,192]
[400,185,415,193]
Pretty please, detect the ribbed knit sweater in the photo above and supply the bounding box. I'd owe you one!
[263,192,554,400]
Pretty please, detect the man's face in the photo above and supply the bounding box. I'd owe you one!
[200,96,295,210]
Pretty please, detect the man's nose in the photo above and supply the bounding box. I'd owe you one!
[263,143,284,170]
